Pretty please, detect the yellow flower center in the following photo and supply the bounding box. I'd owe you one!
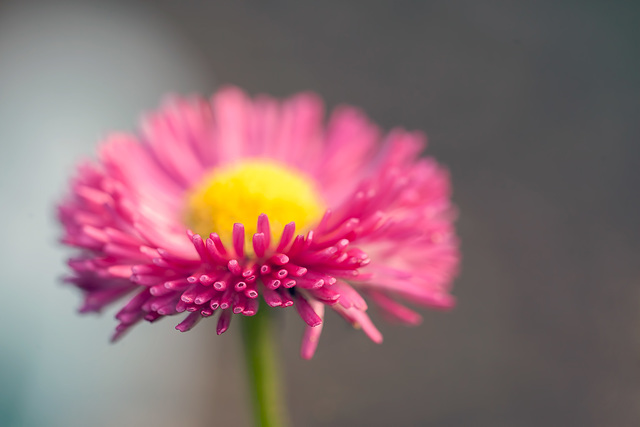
[185,159,325,253]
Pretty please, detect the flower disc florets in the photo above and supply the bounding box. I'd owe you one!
[185,159,325,249]
[59,86,460,359]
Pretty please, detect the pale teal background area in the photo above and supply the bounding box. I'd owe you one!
[0,1,638,426]
[0,2,222,426]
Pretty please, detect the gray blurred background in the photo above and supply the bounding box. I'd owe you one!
[0,1,638,426]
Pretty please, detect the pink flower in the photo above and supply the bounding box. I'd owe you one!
[59,86,459,359]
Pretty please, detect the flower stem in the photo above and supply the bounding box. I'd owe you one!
[242,305,289,427]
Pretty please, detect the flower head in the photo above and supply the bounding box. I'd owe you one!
[59,86,459,358]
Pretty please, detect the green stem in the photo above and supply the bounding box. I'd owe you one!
[242,305,289,427]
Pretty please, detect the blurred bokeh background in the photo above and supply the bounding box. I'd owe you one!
[0,1,638,426]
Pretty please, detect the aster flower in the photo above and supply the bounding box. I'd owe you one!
[59,86,459,360]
